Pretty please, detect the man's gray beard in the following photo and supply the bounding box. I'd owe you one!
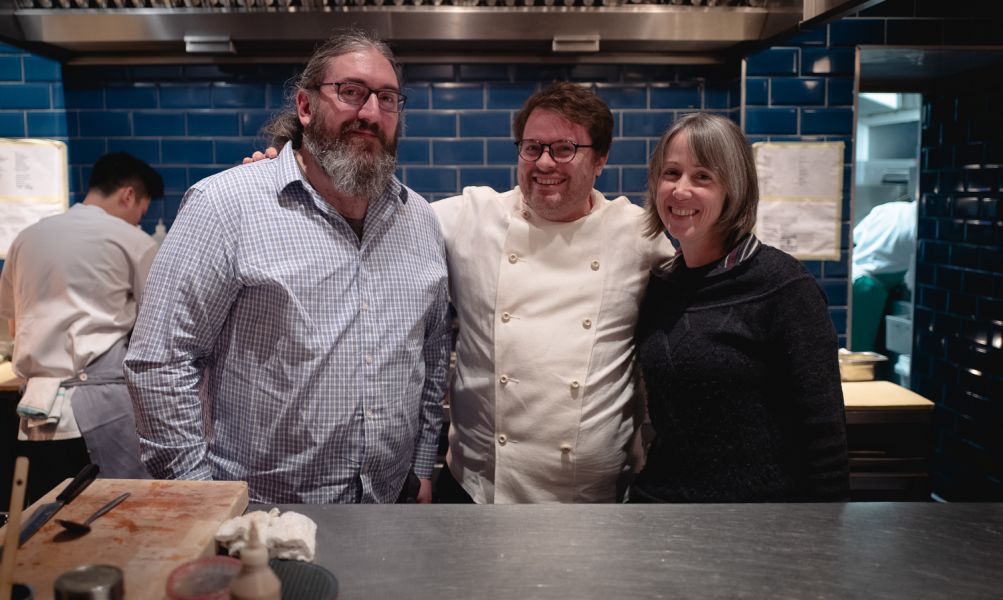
[302,123,397,200]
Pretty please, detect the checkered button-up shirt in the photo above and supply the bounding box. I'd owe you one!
[125,144,450,503]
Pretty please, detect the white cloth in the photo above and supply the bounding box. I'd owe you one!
[0,203,158,439]
[16,376,62,419]
[17,381,80,441]
[215,508,317,562]
[851,200,917,288]
[433,186,674,503]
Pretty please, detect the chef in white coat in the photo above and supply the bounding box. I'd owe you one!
[432,82,674,503]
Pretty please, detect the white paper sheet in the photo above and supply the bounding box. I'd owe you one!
[757,199,840,258]
[753,141,844,260]
[0,138,68,258]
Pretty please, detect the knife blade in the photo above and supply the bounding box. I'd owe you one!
[17,463,99,547]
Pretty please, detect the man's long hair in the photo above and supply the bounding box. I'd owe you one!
[262,29,401,150]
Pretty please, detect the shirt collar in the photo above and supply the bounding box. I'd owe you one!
[661,233,761,277]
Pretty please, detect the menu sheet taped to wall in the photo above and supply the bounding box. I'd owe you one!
[752,141,844,261]
[0,138,69,259]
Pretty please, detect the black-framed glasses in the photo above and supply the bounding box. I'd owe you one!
[315,81,407,113]
[515,139,594,163]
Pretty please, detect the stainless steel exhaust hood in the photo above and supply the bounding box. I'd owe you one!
[0,0,870,65]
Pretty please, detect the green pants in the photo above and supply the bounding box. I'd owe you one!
[850,272,906,352]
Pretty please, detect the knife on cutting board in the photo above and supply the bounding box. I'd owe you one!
[13,463,99,548]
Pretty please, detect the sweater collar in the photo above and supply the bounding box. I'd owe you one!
[660,234,761,278]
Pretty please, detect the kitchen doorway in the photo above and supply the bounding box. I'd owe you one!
[849,91,921,388]
[849,45,1003,390]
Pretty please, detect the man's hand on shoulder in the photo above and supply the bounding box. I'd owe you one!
[242,147,278,164]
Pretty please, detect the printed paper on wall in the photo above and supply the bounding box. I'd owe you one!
[753,141,844,260]
[0,138,69,259]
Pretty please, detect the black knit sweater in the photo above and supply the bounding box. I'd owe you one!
[632,238,849,502]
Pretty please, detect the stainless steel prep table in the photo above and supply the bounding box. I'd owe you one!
[268,503,1002,599]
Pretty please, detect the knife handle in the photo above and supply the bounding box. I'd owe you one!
[56,463,100,503]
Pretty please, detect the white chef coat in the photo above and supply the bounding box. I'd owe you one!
[0,203,158,438]
[852,200,917,289]
[433,186,674,503]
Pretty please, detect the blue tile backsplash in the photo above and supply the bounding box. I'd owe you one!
[25,112,67,137]
[22,55,61,82]
[650,86,701,109]
[431,83,484,109]
[0,56,23,81]
[745,108,798,135]
[189,112,239,137]
[459,112,511,138]
[746,48,799,76]
[433,140,484,165]
[771,78,826,106]
[0,84,51,109]
[801,48,855,76]
[0,112,24,136]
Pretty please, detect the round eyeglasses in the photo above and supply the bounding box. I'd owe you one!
[515,139,594,163]
[315,81,407,113]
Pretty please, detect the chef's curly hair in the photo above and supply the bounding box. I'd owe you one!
[513,82,613,158]
[263,29,401,150]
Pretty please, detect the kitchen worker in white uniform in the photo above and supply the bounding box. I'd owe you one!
[432,82,674,503]
[248,82,674,503]
[0,152,161,501]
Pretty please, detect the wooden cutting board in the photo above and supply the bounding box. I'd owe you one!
[1,478,248,599]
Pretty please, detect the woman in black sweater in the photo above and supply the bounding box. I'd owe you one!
[630,113,849,502]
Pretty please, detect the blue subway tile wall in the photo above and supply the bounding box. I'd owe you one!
[0,112,24,137]
[459,112,511,138]
[22,55,61,82]
[0,56,21,81]
[44,62,742,233]
[26,112,68,137]
[431,83,483,109]
[916,80,1003,502]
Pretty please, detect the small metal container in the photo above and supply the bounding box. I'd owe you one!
[54,565,124,600]
[838,349,888,382]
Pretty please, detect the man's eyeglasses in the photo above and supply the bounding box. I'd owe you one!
[314,81,407,113]
[515,139,594,163]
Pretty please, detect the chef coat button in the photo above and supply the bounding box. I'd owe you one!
[500,374,509,384]
[508,253,519,264]
[570,380,580,389]
[501,312,511,323]
[591,260,600,271]
[522,210,531,219]
[498,434,508,445]
[78,372,88,382]
[560,443,572,454]
[582,318,592,329]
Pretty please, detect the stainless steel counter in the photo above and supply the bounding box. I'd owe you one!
[270,503,1003,599]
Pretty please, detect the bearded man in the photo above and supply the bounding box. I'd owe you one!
[124,31,450,504]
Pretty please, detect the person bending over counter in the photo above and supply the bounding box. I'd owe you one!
[630,113,849,503]
[1,152,161,501]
